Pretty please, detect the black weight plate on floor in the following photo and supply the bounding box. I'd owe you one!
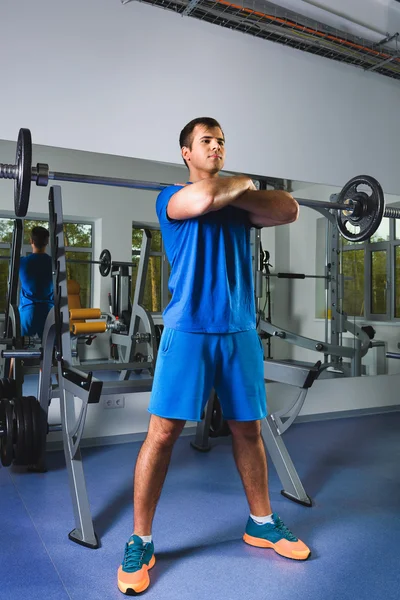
[5,378,17,399]
[21,396,34,465]
[209,395,231,438]
[15,128,32,218]
[13,398,26,465]
[29,396,42,465]
[0,399,14,467]
[155,324,164,349]
[1,378,17,400]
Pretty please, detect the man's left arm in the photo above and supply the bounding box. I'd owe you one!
[232,189,299,228]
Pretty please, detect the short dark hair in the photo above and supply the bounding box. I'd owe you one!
[179,117,224,167]
[31,226,49,250]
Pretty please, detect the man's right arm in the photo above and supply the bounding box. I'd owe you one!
[167,176,254,220]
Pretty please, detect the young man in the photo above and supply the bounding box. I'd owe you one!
[19,226,54,338]
[118,118,310,595]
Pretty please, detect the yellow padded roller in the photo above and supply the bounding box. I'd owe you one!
[72,321,107,335]
[69,308,102,320]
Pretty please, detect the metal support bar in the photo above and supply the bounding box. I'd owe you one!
[261,417,312,507]
[49,185,99,549]
[1,349,42,359]
[4,220,23,340]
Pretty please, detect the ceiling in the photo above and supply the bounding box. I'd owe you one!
[121,0,400,81]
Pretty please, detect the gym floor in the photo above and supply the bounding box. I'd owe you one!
[1,411,399,600]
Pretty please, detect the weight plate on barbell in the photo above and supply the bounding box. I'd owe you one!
[0,377,17,400]
[209,394,230,438]
[29,396,43,465]
[12,397,26,465]
[21,396,34,465]
[336,175,384,243]
[99,248,112,277]
[15,128,32,218]
[0,399,14,467]
[155,324,164,349]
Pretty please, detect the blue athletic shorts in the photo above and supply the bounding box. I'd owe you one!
[148,328,267,421]
[20,305,52,338]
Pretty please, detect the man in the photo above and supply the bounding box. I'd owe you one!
[118,118,310,596]
[19,226,54,338]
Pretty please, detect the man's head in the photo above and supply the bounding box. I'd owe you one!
[30,226,49,252]
[179,117,225,175]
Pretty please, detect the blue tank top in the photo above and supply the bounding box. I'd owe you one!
[156,185,256,333]
[19,253,54,310]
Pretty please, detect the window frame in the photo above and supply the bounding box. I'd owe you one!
[340,217,400,322]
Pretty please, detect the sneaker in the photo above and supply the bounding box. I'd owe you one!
[117,535,156,595]
[243,514,310,560]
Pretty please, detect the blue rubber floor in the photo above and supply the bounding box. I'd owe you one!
[1,412,399,600]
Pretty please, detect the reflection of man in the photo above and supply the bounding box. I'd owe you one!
[19,226,54,338]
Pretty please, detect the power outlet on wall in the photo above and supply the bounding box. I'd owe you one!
[104,396,125,409]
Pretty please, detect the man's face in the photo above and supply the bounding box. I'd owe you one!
[182,125,225,173]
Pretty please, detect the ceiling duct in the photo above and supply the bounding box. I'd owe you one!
[121,0,400,81]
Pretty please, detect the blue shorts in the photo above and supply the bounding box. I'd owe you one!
[20,305,52,338]
[148,329,267,422]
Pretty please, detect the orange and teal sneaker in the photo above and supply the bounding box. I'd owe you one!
[117,535,156,595]
[243,514,310,561]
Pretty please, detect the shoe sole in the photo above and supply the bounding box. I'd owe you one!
[118,555,156,595]
[243,534,310,561]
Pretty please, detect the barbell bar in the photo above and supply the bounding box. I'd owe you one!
[1,129,400,242]
[0,247,131,278]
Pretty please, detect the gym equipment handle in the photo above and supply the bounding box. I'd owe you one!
[1,349,42,359]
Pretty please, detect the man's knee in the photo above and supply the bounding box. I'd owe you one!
[228,419,262,441]
[146,414,186,448]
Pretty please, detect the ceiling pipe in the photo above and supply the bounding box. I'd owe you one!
[259,0,400,47]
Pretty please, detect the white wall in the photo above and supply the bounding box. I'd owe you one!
[1,0,400,192]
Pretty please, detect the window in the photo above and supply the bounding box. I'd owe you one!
[132,225,169,313]
[0,217,94,312]
[316,215,400,321]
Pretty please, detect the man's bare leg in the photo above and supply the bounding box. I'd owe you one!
[228,419,310,560]
[133,414,186,536]
[228,419,272,515]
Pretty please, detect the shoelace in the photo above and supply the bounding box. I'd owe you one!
[273,516,298,541]
[123,543,147,572]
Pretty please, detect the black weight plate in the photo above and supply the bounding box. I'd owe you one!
[21,396,34,465]
[336,176,384,242]
[155,324,164,349]
[0,399,14,467]
[99,249,112,277]
[15,128,32,217]
[209,395,230,438]
[3,378,17,400]
[30,396,43,465]
[0,379,4,399]
[13,398,26,465]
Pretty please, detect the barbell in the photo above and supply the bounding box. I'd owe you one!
[1,129,400,242]
[0,247,136,278]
